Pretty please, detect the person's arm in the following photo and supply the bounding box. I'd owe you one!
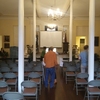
[42,58,46,66]
[79,56,81,60]
[79,53,81,62]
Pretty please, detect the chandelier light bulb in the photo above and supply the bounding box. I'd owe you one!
[57,8,60,12]
[48,7,63,21]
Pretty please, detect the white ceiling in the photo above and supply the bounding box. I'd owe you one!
[0,0,100,18]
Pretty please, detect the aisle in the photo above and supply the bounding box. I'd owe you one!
[39,66,85,100]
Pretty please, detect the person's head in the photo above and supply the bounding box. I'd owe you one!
[1,48,3,51]
[43,46,46,50]
[1,48,4,52]
[27,45,30,48]
[84,45,88,50]
[49,47,53,51]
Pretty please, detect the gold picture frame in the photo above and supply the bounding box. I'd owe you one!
[4,35,10,42]
[4,43,10,48]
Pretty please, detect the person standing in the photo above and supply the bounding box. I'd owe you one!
[79,45,88,73]
[0,48,8,58]
[40,46,46,61]
[44,47,58,88]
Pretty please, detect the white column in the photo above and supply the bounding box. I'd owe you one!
[33,0,36,61]
[18,0,24,92]
[88,0,95,81]
[69,0,73,61]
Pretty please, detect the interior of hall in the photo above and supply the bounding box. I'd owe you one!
[0,1,100,100]
[0,0,100,59]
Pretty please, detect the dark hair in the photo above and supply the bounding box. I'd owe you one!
[84,45,88,50]
[49,47,53,51]
[43,46,46,49]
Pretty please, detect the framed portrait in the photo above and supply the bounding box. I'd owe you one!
[95,36,99,46]
[4,35,10,42]
[4,43,10,48]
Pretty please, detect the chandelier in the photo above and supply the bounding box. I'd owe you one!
[48,8,63,21]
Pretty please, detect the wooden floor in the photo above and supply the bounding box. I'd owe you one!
[39,67,86,100]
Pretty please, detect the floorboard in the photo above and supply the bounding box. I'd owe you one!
[39,67,86,100]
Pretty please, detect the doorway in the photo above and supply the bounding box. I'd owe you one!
[80,39,85,52]
[76,36,86,53]
[0,35,2,49]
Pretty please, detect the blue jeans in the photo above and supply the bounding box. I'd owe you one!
[45,67,55,88]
